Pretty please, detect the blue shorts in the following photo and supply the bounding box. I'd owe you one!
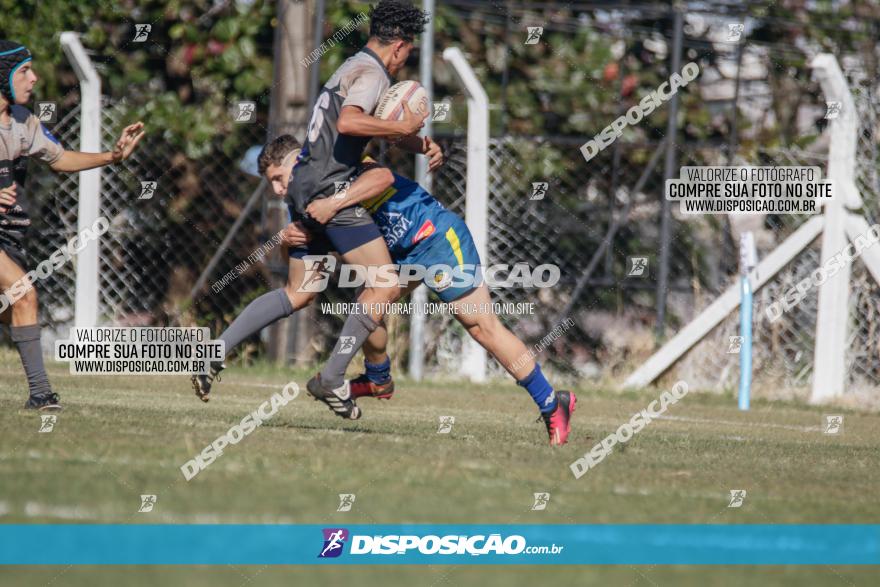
[397,217,482,302]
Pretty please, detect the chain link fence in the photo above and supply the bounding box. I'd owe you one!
[26,98,270,345]
[402,136,823,386]
[407,87,880,402]
[671,85,880,402]
[19,4,880,405]
[379,83,879,403]
[379,2,880,403]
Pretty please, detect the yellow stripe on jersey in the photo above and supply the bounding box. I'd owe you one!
[363,187,396,213]
[445,227,465,267]
[359,155,396,212]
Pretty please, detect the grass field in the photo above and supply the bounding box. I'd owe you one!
[1,348,878,585]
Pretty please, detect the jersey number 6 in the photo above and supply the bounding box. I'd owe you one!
[306,91,331,143]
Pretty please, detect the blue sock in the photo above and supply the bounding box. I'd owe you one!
[364,357,391,384]
[517,364,557,414]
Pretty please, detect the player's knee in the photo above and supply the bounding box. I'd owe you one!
[381,285,399,304]
[12,287,38,315]
[468,315,501,346]
[285,286,315,311]
[366,284,398,305]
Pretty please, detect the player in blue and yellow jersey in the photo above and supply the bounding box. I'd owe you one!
[306,159,483,305]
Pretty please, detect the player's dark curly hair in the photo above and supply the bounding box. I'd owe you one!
[258,134,301,175]
[369,0,430,44]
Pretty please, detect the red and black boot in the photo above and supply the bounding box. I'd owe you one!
[349,374,395,400]
[540,390,576,446]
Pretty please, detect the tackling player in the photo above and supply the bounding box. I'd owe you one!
[0,40,145,411]
[195,135,576,445]
[305,156,577,445]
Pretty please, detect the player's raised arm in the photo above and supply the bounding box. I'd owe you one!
[337,103,425,139]
[392,134,444,171]
[49,122,145,172]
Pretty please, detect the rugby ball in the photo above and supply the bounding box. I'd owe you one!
[374,81,429,121]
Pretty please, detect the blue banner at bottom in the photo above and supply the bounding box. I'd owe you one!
[0,524,877,565]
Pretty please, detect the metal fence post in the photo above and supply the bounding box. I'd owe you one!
[408,0,435,381]
[655,4,683,339]
[442,47,488,382]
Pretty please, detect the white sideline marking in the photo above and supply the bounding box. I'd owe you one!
[0,500,297,523]
[0,370,289,391]
[653,414,820,432]
[24,502,92,520]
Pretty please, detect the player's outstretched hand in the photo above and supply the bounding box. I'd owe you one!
[111,122,146,163]
[305,198,340,225]
[281,221,313,247]
[0,183,17,213]
[398,103,427,137]
[424,136,444,172]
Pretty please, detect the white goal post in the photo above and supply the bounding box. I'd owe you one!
[441,46,489,382]
[60,31,102,329]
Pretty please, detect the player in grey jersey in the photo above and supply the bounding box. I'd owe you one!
[288,1,438,241]
[292,1,443,417]
[193,2,442,416]
[288,0,439,221]
[0,40,144,411]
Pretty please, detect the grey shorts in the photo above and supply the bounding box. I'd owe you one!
[287,204,383,258]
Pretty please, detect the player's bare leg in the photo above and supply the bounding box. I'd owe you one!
[0,251,60,411]
[340,236,398,321]
[363,324,389,365]
[449,284,576,445]
[449,285,534,380]
[349,278,427,400]
[348,311,399,400]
